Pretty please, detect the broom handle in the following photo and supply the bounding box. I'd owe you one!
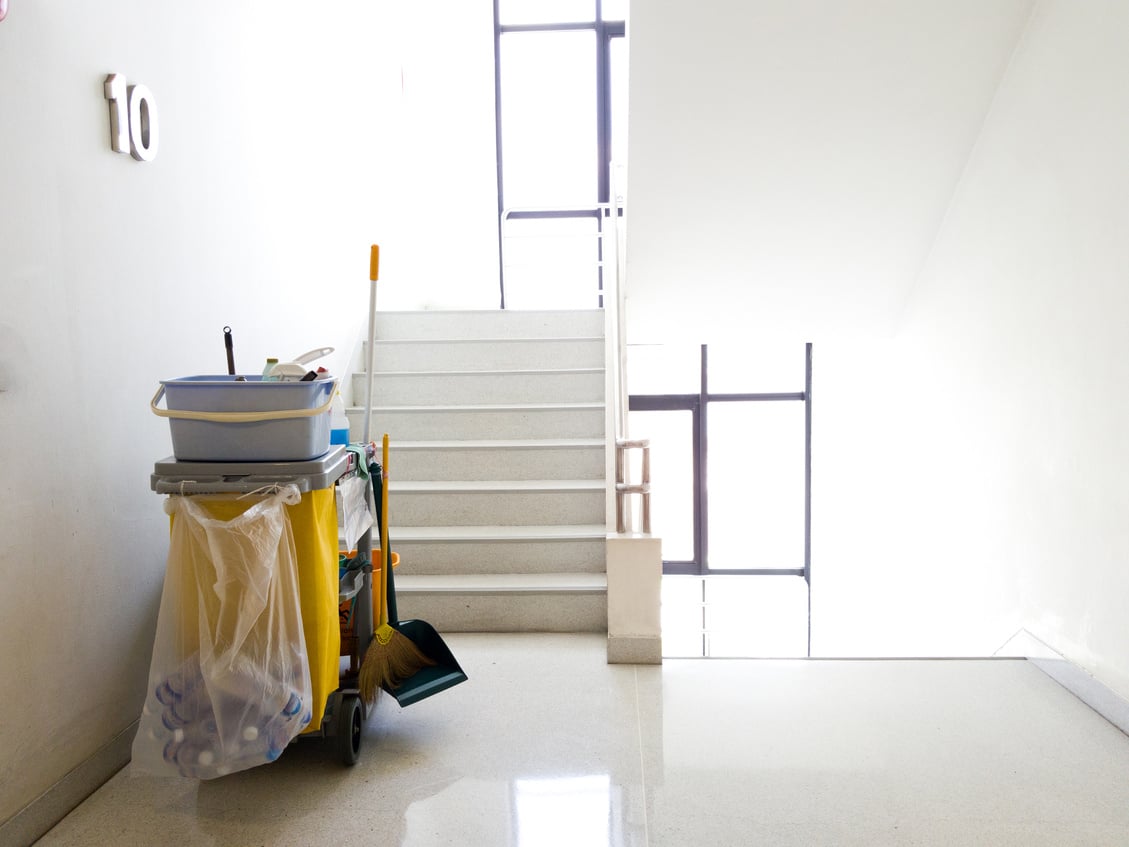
[363,245,379,446]
[379,433,391,629]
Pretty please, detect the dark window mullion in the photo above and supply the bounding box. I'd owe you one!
[708,393,806,403]
[596,23,610,205]
[499,21,597,34]
[628,394,699,411]
[504,209,602,220]
[698,344,709,576]
[493,0,506,307]
[595,25,607,305]
[804,342,813,656]
[691,398,703,575]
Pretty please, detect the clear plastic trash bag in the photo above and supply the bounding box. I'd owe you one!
[132,485,313,779]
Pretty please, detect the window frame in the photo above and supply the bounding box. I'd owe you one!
[629,343,814,652]
[493,0,625,308]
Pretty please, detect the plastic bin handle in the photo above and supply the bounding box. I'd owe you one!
[150,379,338,423]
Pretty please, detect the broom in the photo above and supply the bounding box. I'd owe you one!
[356,446,435,707]
[356,248,434,704]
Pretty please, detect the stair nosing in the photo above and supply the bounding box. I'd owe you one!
[352,402,605,412]
[394,573,608,595]
[389,438,605,450]
[391,524,607,542]
[362,368,604,377]
[373,336,604,345]
[390,479,605,493]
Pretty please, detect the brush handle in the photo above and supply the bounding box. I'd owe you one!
[224,326,235,375]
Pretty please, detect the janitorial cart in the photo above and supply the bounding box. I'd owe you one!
[135,248,466,779]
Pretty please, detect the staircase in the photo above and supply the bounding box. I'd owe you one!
[348,309,609,633]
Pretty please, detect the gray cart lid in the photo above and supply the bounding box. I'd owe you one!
[151,445,350,494]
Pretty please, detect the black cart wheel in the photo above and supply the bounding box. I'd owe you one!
[337,694,363,766]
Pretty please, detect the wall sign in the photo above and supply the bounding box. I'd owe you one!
[104,73,159,162]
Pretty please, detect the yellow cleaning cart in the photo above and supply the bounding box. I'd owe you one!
[135,444,377,775]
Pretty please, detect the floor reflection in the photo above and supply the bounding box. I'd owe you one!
[402,774,621,847]
[515,775,612,846]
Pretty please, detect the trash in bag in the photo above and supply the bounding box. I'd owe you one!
[132,485,313,779]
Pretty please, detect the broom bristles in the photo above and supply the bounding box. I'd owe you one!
[358,623,436,705]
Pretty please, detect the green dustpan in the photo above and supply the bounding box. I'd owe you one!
[371,459,468,707]
[384,561,468,707]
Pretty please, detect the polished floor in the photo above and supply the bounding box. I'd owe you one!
[35,634,1129,846]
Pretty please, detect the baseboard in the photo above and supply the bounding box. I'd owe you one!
[607,635,662,665]
[0,720,137,847]
[998,628,1129,738]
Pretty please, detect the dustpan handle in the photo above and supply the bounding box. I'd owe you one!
[380,434,391,627]
[368,437,401,628]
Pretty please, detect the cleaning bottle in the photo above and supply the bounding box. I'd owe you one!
[330,389,349,445]
[261,358,279,381]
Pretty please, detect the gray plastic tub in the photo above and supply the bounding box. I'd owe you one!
[151,375,336,462]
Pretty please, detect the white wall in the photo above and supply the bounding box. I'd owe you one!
[817,0,1129,696]
[625,0,1034,341]
[0,0,407,827]
[627,0,1129,699]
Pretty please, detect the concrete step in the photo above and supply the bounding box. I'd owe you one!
[393,573,608,633]
[374,309,604,340]
[368,337,605,371]
[389,479,606,527]
[358,308,610,635]
[347,402,605,440]
[353,368,605,406]
[389,439,606,481]
[390,524,607,575]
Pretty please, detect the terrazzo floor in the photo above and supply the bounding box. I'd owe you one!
[34,633,1129,846]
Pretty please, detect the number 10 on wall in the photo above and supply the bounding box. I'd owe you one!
[104,73,159,162]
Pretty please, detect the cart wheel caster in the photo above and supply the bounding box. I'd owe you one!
[337,694,363,766]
